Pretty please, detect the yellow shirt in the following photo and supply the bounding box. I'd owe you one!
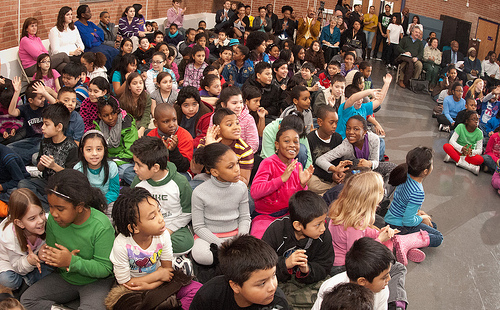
[363,14,378,32]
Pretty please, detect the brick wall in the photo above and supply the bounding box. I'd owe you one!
[2,0,499,51]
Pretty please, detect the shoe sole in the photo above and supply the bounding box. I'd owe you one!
[407,248,426,263]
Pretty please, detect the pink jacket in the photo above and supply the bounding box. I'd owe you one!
[209,106,259,153]
[485,132,500,164]
[166,7,185,28]
[251,154,306,215]
[19,35,48,69]
[329,223,381,266]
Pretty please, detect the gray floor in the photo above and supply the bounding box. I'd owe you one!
[370,61,500,309]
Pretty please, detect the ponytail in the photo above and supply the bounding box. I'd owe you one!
[388,163,408,186]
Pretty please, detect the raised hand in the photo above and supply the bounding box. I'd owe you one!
[383,73,393,84]
[281,159,298,183]
[205,125,222,145]
[42,243,80,269]
[299,164,314,186]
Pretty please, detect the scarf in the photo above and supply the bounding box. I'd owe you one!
[353,134,370,160]
[99,113,123,148]
[168,30,179,38]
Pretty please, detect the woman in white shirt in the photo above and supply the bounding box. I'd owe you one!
[49,6,85,62]
[385,16,404,68]
[407,15,423,36]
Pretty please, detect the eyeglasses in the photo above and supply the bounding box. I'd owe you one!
[40,60,51,64]
[152,60,164,64]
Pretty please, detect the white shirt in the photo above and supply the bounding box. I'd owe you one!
[312,271,389,310]
[406,23,423,36]
[109,231,174,284]
[482,60,500,79]
[48,26,85,56]
[387,24,404,44]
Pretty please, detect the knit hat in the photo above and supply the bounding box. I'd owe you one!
[229,39,240,46]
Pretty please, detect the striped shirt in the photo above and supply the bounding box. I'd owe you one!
[199,138,254,170]
[384,174,425,227]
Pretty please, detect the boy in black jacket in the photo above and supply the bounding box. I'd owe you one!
[262,190,334,309]
[244,62,282,118]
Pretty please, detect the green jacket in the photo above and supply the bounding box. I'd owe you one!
[396,36,424,61]
[94,114,138,166]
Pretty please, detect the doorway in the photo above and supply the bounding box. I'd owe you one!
[476,18,499,61]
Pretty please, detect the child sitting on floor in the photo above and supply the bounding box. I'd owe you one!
[147,103,193,174]
[190,235,289,309]
[319,60,341,89]
[443,110,484,175]
[94,95,138,185]
[262,190,333,309]
[190,143,251,266]
[130,136,194,257]
[281,85,314,134]
[251,127,314,239]
[57,87,84,144]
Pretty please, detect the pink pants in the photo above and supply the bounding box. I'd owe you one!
[492,172,500,190]
[443,143,484,165]
[177,281,202,310]
[250,214,287,239]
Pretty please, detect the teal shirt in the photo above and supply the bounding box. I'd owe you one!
[46,208,115,285]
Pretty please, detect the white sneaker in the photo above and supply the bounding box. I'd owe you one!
[443,154,452,163]
[173,255,194,276]
[51,305,73,310]
[457,157,480,175]
[438,124,450,132]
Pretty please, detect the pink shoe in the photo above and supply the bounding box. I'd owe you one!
[407,248,426,263]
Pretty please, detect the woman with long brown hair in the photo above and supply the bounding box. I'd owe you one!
[48,7,85,63]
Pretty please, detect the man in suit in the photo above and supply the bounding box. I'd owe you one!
[215,0,235,32]
[296,7,322,48]
[441,40,466,81]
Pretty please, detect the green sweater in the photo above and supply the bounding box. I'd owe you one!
[94,114,138,166]
[396,36,424,60]
[46,208,115,286]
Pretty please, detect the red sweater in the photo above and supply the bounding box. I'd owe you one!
[147,126,193,172]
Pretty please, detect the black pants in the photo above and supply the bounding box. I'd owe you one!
[373,32,385,58]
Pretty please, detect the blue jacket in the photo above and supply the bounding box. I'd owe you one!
[319,26,340,46]
[75,21,105,49]
[221,59,255,88]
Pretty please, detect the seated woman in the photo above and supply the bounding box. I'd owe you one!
[464,47,482,81]
[49,7,85,64]
[315,115,396,182]
[423,38,442,92]
[118,6,146,51]
[74,4,119,70]
[340,20,366,60]
[319,17,341,63]
[20,17,70,76]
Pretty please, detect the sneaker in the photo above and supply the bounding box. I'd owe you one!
[407,248,426,263]
[174,255,194,276]
[386,64,392,69]
[26,166,42,178]
[375,57,382,61]
[443,154,452,163]
[392,65,398,70]
[51,305,73,310]
[438,124,450,132]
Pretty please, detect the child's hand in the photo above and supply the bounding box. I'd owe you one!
[12,77,22,93]
[378,225,398,243]
[421,215,433,227]
[41,243,80,269]
[332,171,345,184]
[310,84,319,92]
[124,281,158,291]
[374,124,385,136]
[358,158,372,168]
[33,81,47,95]
[383,73,392,84]
[205,125,222,144]
[285,249,308,269]
[165,135,178,151]
[159,267,174,282]
[299,164,314,187]
[40,155,56,170]
[257,107,266,119]
[281,159,298,183]
[2,132,9,139]
[27,244,42,273]
[281,84,287,91]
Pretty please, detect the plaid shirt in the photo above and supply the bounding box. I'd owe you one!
[183,62,208,89]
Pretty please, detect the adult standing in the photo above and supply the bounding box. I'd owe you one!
[19,17,70,76]
[117,6,145,51]
[266,4,279,33]
[252,6,272,33]
[296,7,322,48]
[167,0,187,35]
[423,38,442,91]
[75,5,119,70]
[348,4,363,29]
[372,4,392,60]
[363,6,378,60]
[320,17,341,63]
[215,1,235,32]
[395,27,423,88]
[394,7,410,36]
[340,20,366,60]
[48,7,85,64]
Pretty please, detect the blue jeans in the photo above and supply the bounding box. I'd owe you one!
[364,30,375,50]
[379,137,386,161]
[482,154,497,172]
[7,136,41,166]
[388,221,443,248]
[297,143,308,168]
[18,178,49,212]
[118,163,136,185]
[0,263,53,290]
